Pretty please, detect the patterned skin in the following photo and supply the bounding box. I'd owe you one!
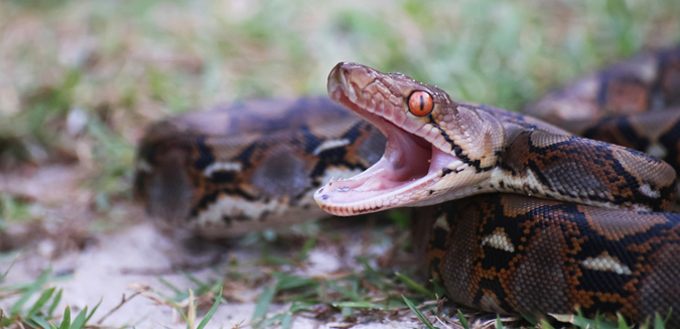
[426,194,680,325]
[134,98,385,237]
[134,46,680,324]
[526,45,680,124]
[313,62,676,214]
[312,55,680,324]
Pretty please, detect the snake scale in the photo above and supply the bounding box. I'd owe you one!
[134,45,680,325]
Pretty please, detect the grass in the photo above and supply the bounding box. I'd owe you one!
[0,266,101,329]
[0,0,678,328]
[1,0,678,179]
[116,238,439,328]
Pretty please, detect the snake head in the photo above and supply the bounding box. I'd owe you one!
[314,62,505,216]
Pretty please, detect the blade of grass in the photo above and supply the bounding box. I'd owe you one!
[327,280,360,302]
[341,307,352,318]
[84,298,102,323]
[296,235,318,261]
[196,285,223,329]
[457,309,469,329]
[655,312,666,329]
[274,273,316,291]
[429,279,447,301]
[167,299,189,324]
[58,305,71,329]
[401,295,437,329]
[156,277,182,295]
[395,272,434,298]
[26,287,56,319]
[539,319,555,329]
[521,312,538,326]
[280,312,292,329]
[495,314,503,329]
[0,255,17,283]
[69,306,88,329]
[11,268,50,314]
[47,289,63,317]
[331,301,385,310]
[551,312,619,329]
[663,309,673,326]
[252,283,276,323]
[180,272,209,292]
[616,313,632,329]
[31,315,52,329]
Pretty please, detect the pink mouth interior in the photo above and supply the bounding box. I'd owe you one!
[318,91,458,204]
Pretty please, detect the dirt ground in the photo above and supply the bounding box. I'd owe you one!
[0,164,438,328]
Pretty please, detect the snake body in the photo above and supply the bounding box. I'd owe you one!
[134,98,385,237]
[135,45,680,324]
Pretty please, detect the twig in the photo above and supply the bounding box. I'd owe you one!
[436,294,445,318]
[96,291,142,325]
[435,316,456,329]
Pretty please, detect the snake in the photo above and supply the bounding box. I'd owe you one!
[134,45,680,325]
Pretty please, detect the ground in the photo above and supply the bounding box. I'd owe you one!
[0,0,678,328]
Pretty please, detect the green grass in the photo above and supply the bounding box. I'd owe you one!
[1,0,678,182]
[0,267,100,329]
[0,0,678,328]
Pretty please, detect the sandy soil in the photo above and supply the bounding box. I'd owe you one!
[0,165,428,328]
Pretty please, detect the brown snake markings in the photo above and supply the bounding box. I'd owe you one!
[134,98,385,236]
[135,45,680,325]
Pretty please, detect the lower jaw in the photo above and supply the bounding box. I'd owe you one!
[320,87,461,211]
[315,133,464,209]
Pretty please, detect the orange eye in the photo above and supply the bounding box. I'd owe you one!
[408,91,434,117]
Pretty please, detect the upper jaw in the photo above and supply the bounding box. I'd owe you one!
[314,62,464,216]
[327,62,378,102]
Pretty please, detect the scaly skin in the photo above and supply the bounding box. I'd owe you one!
[313,62,676,215]
[134,47,680,325]
[313,62,680,325]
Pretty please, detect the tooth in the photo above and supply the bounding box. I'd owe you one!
[425,126,441,141]
[330,88,344,101]
[415,124,431,138]
[348,85,358,102]
[433,136,448,150]
[328,66,347,97]
[441,141,453,153]
[340,69,347,87]
[355,92,367,107]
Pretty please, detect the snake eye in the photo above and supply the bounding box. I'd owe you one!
[408,91,434,117]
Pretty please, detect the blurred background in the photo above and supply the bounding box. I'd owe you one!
[1,0,678,205]
[0,0,678,327]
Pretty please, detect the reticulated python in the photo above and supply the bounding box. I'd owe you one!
[134,45,680,325]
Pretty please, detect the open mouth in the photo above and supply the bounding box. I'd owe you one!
[314,64,464,215]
